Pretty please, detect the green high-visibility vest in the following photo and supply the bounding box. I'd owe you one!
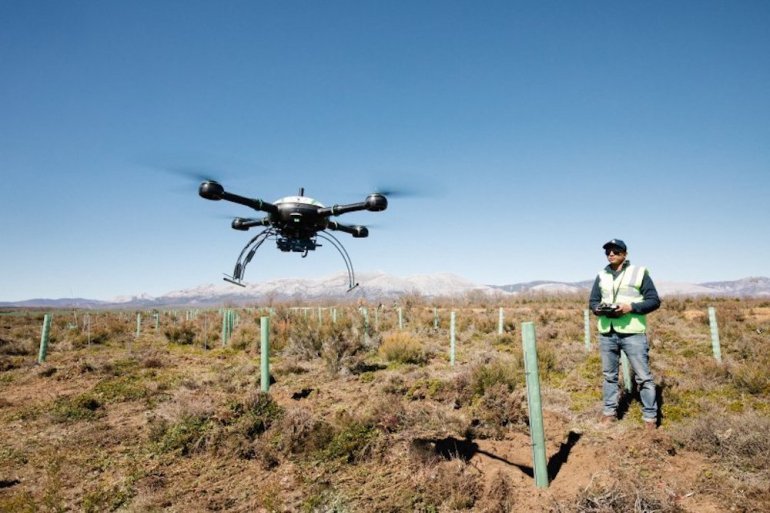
[597,264,647,334]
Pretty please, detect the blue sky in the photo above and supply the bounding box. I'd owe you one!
[1,1,768,301]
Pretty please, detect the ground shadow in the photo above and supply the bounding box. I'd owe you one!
[350,361,387,375]
[547,431,582,480]
[616,387,634,420]
[616,381,663,427]
[418,431,582,482]
[0,479,20,489]
[291,388,313,400]
[416,436,528,473]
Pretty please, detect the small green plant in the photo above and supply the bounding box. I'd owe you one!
[50,393,103,422]
[0,491,37,513]
[150,413,212,456]
[93,376,148,402]
[407,377,447,400]
[230,391,285,438]
[321,421,379,463]
[81,483,131,513]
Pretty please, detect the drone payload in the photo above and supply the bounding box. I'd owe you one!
[199,181,387,290]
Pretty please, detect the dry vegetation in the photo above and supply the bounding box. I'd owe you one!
[1,294,769,512]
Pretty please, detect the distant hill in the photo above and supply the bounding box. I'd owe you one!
[2,273,768,309]
[491,280,594,294]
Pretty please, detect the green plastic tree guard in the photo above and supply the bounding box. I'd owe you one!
[521,322,550,489]
[620,351,632,393]
[37,314,52,364]
[450,311,456,366]
[708,307,723,363]
[260,316,270,392]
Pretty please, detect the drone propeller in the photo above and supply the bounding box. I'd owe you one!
[150,163,230,197]
[166,166,222,183]
[374,187,418,198]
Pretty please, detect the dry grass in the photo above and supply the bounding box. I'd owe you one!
[1,296,768,511]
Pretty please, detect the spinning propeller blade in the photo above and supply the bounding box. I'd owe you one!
[374,187,420,198]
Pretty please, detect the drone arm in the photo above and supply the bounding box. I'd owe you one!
[231,217,271,231]
[199,181,278,214]
[221,191,278,214]
[317,202,367,217]
[326,221,369,238]
[317,193,387,217]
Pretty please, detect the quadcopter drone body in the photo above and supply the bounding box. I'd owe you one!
[199,181,387,289]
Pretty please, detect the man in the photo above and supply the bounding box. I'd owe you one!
[589,239,661,430]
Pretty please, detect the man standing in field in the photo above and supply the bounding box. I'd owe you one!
[589,239,661,430]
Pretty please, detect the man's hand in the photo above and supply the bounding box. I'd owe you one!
[617,304,633,314]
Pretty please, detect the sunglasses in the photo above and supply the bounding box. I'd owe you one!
[605,248,624,256]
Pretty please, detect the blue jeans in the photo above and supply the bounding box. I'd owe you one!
[599,331,657,423]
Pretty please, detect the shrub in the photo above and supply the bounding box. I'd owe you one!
[0,336,34,356]
[730,361,770,395]
[470,382,527,439]
[468,359,520,398]
[414,460,482,511]
[320,421,379,463]
[284,316,355,361]
[322,330,367,375]
[672,410,770,474]
[163,322,196,345]
[482,471,516,513]
[231,391,284,438]
[568,478,685,512]
[379,332,427,365]
[228,321,261,351]
[150,413,212,456]
[274,407,334,455]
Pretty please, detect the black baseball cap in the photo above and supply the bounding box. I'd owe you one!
[602,239,627,252]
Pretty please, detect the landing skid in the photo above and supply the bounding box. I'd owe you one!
[223,229,358,290]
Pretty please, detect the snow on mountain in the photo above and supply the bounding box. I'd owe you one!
[111,293,157,304]
[655,282,721,296]
[2,274,769,308]
[528,283,586,294]
[699,277,770,297]
[359,271,494,297]
[491,281,591,294]
[155,271,501,306]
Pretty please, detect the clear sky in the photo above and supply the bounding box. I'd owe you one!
[1,1,769,301]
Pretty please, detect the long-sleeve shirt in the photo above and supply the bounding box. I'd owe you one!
[588,260,661,315]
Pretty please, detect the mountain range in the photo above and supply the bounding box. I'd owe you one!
[2,273,769,309]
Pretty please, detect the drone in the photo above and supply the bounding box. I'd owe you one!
[199,181,387,290]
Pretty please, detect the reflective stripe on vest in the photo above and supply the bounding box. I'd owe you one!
[597,264,647,334]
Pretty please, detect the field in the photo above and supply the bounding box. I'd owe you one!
[1,294,769,512]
